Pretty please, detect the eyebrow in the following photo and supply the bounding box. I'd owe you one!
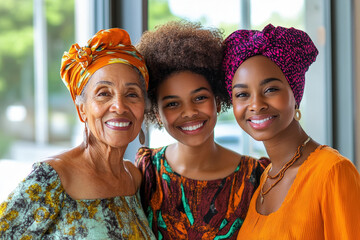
[95,81,141,88]
[95,80,113,86]
[161,87,211,101]
[161,95,178,101]
[232,78,282,89]
[191,87,211,94]
[125,82,142,88]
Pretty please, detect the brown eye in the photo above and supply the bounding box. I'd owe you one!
[127,92,139,98]
[265,87,279,94]
[195,95,208,101]
[165,102,178,108]
[97,91,110,97]
[235,92,249,98]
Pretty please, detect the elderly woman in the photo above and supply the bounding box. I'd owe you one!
[222,24,360,239]
[0,28,155,239]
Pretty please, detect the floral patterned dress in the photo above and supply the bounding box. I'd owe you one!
[0,162,155,240]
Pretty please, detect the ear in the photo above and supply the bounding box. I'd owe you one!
[77,103,87,122]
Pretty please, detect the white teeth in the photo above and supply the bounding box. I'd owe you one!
[251,117,273,124]
[181,122,204,131]
[107,121,130,127]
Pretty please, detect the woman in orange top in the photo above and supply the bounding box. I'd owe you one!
[222,24,360,239]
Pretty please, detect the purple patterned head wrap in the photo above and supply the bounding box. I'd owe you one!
[222,24,318,106]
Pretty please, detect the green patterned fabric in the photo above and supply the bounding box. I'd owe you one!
[136,146,269,240]
[0,162,155,239]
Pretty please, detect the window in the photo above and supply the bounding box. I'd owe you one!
[0,0,93,201]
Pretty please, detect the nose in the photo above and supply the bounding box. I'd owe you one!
[110,96,128,114]
[248,95,268,112]
[181,103,199,118]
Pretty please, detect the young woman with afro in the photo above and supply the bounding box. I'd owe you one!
[135,20,269,240]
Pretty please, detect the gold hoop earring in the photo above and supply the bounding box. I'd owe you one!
[139,128,145,145]
[294,109,301,121]
[84,121,89,148]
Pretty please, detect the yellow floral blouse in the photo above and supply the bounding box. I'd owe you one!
[0,162,155,239]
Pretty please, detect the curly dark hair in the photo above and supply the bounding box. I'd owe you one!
[136,20,231,127]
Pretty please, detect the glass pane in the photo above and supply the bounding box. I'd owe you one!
[0,0,35,156]
[47,0,77,145]
[0,0,36,201]
[0,0,91,202]
[250,0,305,29]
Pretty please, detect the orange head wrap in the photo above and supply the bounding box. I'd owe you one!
[60,28,149,122]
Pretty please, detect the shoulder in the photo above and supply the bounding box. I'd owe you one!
[311,146,354,172]
[135,146,165,168]
[0,162,64,238]
[43,152,75,188]
[135,146,153,163]
[238,155,270,171]
[305,146,360,189]
[0,162,64,215]
[13,162,63,196]
[258,156,271,170]
[27,161,61,184]
[233,156,270,185]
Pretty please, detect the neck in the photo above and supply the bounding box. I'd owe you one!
[168,135,220,172]
[263,120,309,171]
[81,138,128,177]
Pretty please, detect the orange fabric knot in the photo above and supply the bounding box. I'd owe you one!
[72,44,93,69]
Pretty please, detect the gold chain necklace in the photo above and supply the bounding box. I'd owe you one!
[260,137,311,204]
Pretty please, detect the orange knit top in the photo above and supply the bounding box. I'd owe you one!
[237,146,360,240]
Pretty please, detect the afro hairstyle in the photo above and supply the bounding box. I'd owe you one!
[136,20,231,127]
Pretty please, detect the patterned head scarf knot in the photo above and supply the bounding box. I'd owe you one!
[222,24,318,106]
[60,28,149,121]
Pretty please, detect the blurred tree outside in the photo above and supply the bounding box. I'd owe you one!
[0,0,75,158]
[148,0,180,30]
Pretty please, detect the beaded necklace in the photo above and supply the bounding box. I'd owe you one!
[260,137,311,204]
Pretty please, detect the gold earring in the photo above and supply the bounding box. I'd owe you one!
[294,108,301,121]
[84,121,89,148]
[139,128,145,145]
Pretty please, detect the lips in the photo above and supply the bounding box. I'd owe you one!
[178,120,206,133]
[105,119,131,129]
[247,115,275,129]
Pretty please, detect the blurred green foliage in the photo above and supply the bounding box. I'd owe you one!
[0,0,75,156]
[148,0,181,30]
[0,0,74,106]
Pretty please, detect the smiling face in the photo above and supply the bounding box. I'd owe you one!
[78,63,145,148]
[231,55,296,142]
[157,71,219,147]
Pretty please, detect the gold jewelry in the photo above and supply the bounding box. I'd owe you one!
[139,128,145,145]
[260,137,311,204]
[294,108,301,121]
